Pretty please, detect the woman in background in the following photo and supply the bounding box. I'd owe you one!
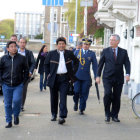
[35,45,48,91]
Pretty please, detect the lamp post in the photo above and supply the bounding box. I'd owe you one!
[74,0,78,48]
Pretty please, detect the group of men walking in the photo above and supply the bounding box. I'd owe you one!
[0,33,130,128]
[45,34,130,125]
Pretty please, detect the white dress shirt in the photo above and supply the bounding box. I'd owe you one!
[57,51,67,74]
[83,49,88,54]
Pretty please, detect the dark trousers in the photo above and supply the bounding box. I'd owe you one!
[49,74,69,118]
[73,80,90,111]
[103,79,123,118]
[40,73,47,91]
[21,79,30,108]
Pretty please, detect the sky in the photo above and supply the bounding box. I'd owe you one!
[0,0,44,20]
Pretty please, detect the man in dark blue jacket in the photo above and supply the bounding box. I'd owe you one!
[96,34,130,123]
[0,41,29,128]
[73,38,98,115]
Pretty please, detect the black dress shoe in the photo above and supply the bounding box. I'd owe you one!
[112,117,120,122]
[21,107,24,112]
[58,118,65,125]
[105,117,110,123]
[14,117,19,125]
[79,110,84,115]
[5,122,12,128]
[51,116,56,121]
[74,104,78,111]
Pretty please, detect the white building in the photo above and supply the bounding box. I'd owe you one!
[15,12,44,39]
[94,0,140,98]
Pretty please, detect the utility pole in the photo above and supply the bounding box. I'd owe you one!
[50,0,55,50]
[74,0,78,47]
[84,3,87,37]
[81,0,93,37]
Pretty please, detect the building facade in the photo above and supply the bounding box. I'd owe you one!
[44,0,74,50]
[95,0,140,98]
[15,12,44,39]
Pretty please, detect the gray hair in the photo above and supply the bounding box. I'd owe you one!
[111,34,120,42]
[19,37,27,44]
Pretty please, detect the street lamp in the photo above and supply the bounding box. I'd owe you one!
[130,27,134,38]
[123,29,127,39]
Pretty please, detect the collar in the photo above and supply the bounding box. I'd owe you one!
[57,49,65,53]
[18,48,26,53]
[8,52,18,58]
[111,47,118,50]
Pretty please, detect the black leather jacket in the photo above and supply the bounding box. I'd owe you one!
[0,53,29,86]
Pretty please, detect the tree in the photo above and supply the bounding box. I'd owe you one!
[65,0,104,38]
[65,0,84,33]
[0,19,14,39]
[35,33,43,39]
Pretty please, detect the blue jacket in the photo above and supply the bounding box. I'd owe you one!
[74,49,98,80]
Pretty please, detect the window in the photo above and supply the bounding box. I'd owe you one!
[50,9,57,22]
[61,12,67,22]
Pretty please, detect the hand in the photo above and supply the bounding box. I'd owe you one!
[47,74,50,80]
[96,77,100,84]
[125,75,130,82]
[29,73,32,77]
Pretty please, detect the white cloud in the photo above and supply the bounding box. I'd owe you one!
[0,0,44,20]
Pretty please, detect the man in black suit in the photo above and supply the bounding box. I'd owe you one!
[44,37,79,125]
[18,38,35,111]
[96,34,130,123]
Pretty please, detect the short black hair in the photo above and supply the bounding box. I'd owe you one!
[6,41,17,48]
[56,37,66,45]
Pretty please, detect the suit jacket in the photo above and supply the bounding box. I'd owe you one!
[44,49,79,88]
[25,49,36,74]
[97,47,130,84]
[74,49,98,80]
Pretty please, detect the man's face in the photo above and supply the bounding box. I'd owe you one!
[57,41,66,51]
[76,45,82,50]
[7,43,17,55]
[11,36,17,42]
[82,43,90,50]
[19,39,26,49]
[110,36,119,48]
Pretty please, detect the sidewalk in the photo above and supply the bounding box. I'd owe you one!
[0,76,140,140]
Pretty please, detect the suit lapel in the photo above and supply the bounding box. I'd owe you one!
[116,47,121,63]
[109,47,115,63]
[55,50,60,62]
[64,50,67,62]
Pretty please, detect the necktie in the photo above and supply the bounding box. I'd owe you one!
[113,49,116,60]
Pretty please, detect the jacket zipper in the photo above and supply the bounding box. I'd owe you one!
[11,57,14,86]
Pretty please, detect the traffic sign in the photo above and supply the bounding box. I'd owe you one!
[42,0,64,6]
[80,0,93,7]
[0,35,5,39]
[71,34,80,37]
[69,36,73,43]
